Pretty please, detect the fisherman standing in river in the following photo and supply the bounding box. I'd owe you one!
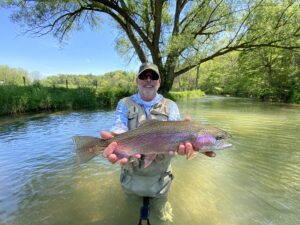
[101,62,216,222]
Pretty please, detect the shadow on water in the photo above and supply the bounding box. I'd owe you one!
[0,96,300,225]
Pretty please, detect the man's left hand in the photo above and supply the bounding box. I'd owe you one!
[177,142,216,159]
[175,116,216,159]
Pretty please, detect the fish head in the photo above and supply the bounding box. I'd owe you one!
[193,127,232,152]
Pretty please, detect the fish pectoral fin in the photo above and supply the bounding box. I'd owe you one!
[143,154,157,168]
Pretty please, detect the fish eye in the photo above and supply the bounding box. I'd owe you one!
[215,135,224,140]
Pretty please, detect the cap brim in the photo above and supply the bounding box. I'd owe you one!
[138,68,160,78]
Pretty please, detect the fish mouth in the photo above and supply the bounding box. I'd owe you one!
[221,143,232,148]
[197,141,232,152]
[214,141,232,150]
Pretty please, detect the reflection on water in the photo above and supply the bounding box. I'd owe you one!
[0,97,299,225]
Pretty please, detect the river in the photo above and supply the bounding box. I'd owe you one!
[0,96,299,225]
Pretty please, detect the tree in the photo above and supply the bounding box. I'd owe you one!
[236,47,300,101]
[3,0,300,93]
[0,65,31,85]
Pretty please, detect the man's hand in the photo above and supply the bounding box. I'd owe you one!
[176,116,216,159]
[101,131,141,165]
[177,142,216,158]
[101,131,129,165]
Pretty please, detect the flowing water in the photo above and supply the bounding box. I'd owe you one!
[0,96,299,225]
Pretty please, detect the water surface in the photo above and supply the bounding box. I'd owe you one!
[0,96,299,225]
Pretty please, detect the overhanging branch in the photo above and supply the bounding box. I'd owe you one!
[175,42,300,77]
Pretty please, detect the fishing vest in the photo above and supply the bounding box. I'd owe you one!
[119,96,174,198]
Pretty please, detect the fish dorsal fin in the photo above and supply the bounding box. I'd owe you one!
[138,119,160,127]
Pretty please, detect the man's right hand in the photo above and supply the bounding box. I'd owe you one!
[101,131,130,165]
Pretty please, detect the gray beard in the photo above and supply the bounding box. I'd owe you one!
[137,84,159,100]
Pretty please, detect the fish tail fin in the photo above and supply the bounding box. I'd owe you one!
[73,136,108,163]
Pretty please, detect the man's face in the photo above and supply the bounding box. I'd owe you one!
[137,70,161,101]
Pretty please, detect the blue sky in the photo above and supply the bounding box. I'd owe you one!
[0,7,139,78]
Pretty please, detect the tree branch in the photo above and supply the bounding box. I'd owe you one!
[152,0,164,64]
[93,0,153,50]
[175,41,300,77]
[86,4,147,62]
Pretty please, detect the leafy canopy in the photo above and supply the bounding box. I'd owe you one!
[3,0,300,93]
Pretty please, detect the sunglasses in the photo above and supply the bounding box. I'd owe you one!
[138,72,159,80]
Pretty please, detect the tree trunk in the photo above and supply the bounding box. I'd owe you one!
[159,75,174,94]
[159,79,174,94]
[158,66,175,95]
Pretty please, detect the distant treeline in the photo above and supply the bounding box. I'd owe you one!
[0,67,205,115]
[0,66,137,90]
[173,48,300,104]
[41,71,137,90]
[1,46,300,105]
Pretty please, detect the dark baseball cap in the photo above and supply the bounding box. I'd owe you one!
[138,63,160,78]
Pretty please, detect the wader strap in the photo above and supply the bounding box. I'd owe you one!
[138,197,151,225]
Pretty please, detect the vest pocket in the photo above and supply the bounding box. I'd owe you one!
[150,110,168,121]
[127,108,139,130]
[127,111,138,120]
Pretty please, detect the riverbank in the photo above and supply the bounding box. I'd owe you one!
[0,85,135,116]
[0,85,205,116]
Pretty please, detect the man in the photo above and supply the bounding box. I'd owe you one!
[101,62,215,221]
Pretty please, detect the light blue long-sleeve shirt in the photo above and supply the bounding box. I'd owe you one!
[110,93,181,133]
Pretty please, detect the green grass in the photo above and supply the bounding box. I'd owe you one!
[0,85,205,116]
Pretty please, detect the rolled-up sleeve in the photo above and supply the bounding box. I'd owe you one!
[110,100,129,133]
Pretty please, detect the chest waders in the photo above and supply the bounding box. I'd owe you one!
[120,97,174,225]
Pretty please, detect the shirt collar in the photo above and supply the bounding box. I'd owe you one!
[133,93,163,107]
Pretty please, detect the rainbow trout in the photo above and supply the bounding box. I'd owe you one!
[73,120,232,166]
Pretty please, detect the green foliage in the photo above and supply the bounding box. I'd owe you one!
[0,85,136,116]
[0,65,31,85]
[234,48,300,102]
[167,90,205,101]
[3,0,300,93]
[197,52,239,95]
[0,67,139,115]
[41,70,136,90]
[196,49,300,103]
[172,67,201,91]
[97,87,137,108]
